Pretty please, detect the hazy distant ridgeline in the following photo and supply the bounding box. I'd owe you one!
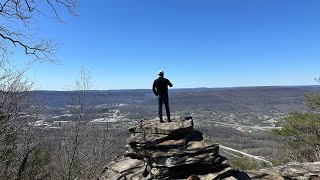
[30,86,316,112]
[20,86,316,125]
[29,90,151,108]
[169,86,311,113]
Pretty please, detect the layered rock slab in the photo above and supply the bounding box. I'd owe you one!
[100,117,320,180]
[128,117,193,136]
[101,117,233,179]
[100,157,148,180]
[248,161,320,180]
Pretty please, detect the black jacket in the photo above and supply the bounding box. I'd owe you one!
[152,77,173,96]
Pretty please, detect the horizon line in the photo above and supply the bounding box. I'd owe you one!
[32,84,320,92]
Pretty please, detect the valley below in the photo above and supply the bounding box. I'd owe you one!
[17,85,319,177]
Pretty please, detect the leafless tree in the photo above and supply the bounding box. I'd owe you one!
[42,67,129,179]
[0,1,79,176]
[0,57,38,179]
[66,67,92,180]
[0,2,82,178]
[0,0,79,62]
[47,67,94,179]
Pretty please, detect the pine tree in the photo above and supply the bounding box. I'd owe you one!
[273,87,320,162]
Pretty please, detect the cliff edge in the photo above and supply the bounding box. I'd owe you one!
[100,117,238,179]
[99,117,320,180]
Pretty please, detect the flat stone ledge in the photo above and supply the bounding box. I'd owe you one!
[128,118,193,136]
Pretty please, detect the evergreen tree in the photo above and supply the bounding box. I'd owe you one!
[273,86,320,162]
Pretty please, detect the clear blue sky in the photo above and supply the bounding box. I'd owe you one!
[20,0,320,90]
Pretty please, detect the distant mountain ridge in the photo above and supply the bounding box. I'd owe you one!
[24,85,319,125]
[25,85,316,128]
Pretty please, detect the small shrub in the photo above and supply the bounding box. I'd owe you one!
[229,156,261,170]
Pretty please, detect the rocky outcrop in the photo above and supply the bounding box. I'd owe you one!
[100,117,236,179]
[99,116,320,180]
[248,161,320,180]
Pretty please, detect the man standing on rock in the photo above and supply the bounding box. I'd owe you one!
[152,70,173,123]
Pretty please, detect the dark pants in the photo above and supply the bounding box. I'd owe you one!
[158,94,170,121]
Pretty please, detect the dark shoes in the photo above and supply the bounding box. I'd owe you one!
[160,117,172,123]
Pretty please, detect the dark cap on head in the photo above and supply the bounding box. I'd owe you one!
[158,70,164,76]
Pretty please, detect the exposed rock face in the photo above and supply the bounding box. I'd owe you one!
[100,117,234,179]
[99,116,320,179]
[248,161,320,180]
[99,157,147,180]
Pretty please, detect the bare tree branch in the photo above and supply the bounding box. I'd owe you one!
[0,0,79,62]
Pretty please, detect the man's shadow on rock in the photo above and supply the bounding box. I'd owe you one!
[189,130,203,141]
